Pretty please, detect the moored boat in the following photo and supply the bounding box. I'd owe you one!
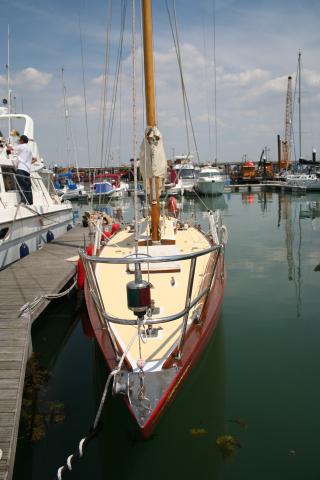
[285,172,320,191]
[0,112,73,269]
[80,0,227,437]
[196,166,225,195]
[91,173,128,200]
[166,158,197,196]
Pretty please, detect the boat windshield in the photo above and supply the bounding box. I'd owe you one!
[201,171,220,178]
[180,169,195,179]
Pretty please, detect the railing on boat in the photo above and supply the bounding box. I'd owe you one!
[80,242,224,359]
[1,169,61,206]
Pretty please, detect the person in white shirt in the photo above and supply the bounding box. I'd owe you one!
[8,134,37,204]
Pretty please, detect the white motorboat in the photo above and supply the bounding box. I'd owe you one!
[90,174,129,200]
[196,166,225,195]
[167,159,197,196]
[0,113,73,269]
[285,172,320,191]
[53,172,88,201]
[60,182,88,201]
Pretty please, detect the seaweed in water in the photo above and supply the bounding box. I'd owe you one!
[20,353,65,442]
[216,435,242,460]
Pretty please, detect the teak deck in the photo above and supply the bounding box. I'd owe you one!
[0,224,89,480]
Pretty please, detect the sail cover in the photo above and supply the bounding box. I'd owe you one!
[139,127,167,189]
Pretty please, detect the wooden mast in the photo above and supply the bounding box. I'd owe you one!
[142,0,160,242]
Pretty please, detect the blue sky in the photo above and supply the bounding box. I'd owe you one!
[1,0,320,168]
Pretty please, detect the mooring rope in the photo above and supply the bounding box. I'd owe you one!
[19,277,77,317]
[53,329,139,480]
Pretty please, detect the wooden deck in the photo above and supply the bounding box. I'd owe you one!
[0,224,89,480]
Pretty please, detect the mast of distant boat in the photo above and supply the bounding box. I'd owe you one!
[298,51,302,159]
[6,25,12,141]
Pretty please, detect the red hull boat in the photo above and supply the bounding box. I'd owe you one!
[80,0,227,438]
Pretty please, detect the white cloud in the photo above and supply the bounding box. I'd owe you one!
[12,68,52,90]
[303,69,320,87]
[220,68,270,87]
[66,95,84,110]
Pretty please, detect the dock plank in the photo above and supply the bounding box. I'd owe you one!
[0,223,89,480]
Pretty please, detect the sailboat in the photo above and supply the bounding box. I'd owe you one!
[80,0,227,437]
[285,52,320,191]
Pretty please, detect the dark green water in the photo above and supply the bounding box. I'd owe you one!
[13,191,320,480]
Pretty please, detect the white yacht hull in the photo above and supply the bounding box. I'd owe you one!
[196,179,225,195]
[61,188,88,201]
[286,175,320,191]
[0,206,73,269]
[0,111,74,269]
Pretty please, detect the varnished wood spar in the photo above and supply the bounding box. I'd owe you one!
[142,0,160,241]
[149,177,160,241]
[0,224,90,480]
[142,0,156,127]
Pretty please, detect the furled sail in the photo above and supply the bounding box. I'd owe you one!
[139,126,167,190]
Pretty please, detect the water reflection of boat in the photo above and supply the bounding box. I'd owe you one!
[279,194,302,317]
[94,318,225,480]
[195,194,228,213]
[31,290,80,369]
[257,191,273,213]
[13,291,81,480]
[299,201,320,220]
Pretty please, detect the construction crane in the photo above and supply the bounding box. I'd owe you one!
[281,76,293,170]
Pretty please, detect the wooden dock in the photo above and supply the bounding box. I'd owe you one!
[224,182,307,194]
[0,224,90,480]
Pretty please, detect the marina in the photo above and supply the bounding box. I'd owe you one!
[2,189,318,480]
[1,0,320,479]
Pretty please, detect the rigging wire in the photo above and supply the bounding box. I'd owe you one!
[132,0,139,251]
[171,2,190,154]
[291,56,300,166]
[202,20,213,163]
[104,0,128,167]
[118,53,123,165]
[78,10,91,173]
[211,0,218,165]
[98,0,113,168]
[61,68,71,169]
[165,0,200,163]
[61,68,81,181]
